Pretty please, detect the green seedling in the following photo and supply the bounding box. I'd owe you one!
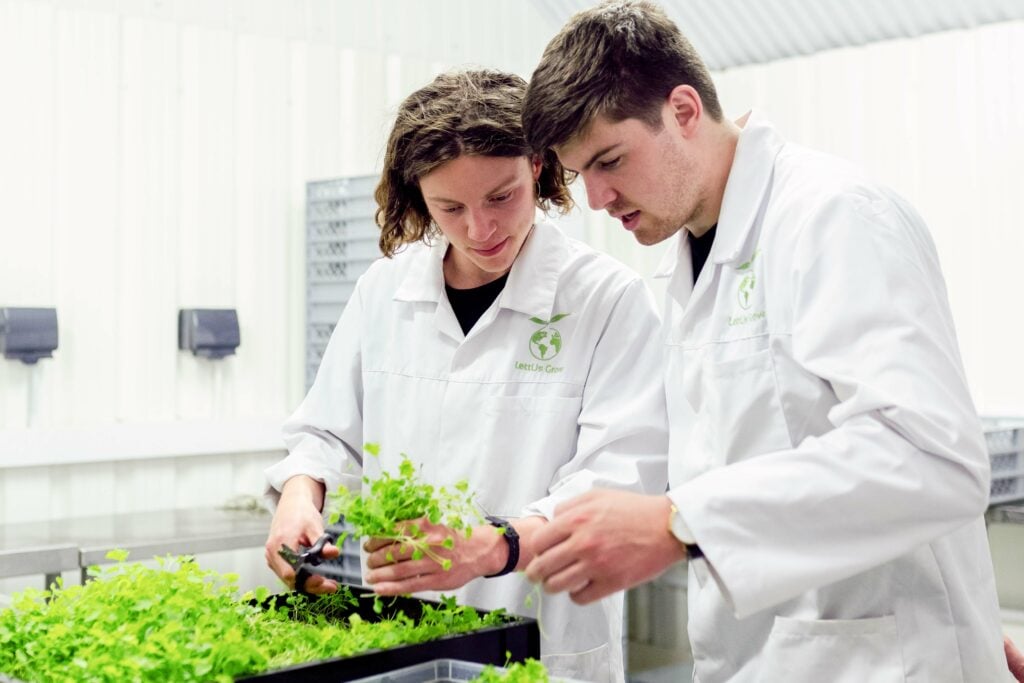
[472,657,550,682]
[326,443,483,571]
[0,551,507,682]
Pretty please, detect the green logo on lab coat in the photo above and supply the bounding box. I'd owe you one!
[528,313,569,360]
[736,248,760,310]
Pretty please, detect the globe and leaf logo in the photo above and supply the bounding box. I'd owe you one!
[528,312,570,360]
[736,248,760,310]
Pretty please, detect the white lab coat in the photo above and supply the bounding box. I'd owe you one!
[267,221,669,683]
[661,113,1007,682]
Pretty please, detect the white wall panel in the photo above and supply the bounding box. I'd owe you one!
[712,21,1024,415]
[51,8,120,429]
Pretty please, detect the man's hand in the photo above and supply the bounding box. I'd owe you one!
[1007,634,1024,682]
[524,490,686,605]
[364,518,507,595]
[264,475,340,594]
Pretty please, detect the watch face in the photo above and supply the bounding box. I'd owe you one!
[669,507,694,546]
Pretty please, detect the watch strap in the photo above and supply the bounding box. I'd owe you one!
[483,515,519,578]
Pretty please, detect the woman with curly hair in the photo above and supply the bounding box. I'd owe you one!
[264,69,668,682]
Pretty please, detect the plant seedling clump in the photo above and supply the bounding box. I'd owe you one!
[0,551,506,682]
[327,443,483,570]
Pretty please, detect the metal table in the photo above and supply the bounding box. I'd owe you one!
[0,506,270,588]
[987,504,1024,525]
[0,543,79,589]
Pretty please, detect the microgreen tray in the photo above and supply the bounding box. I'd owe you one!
[236,588,540,682]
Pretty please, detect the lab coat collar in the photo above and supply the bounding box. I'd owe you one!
[650,112,783,280]
[393,238,446,304]
[711,111,785,266]
[391,219,566,324]
[652,232,685,280]
[500,221,565,322]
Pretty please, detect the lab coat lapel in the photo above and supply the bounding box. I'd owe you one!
[500,222,565,323]
[392,239,465,342]
[712,112,785,269]
[657,112,783,335]
[653,231,696,309]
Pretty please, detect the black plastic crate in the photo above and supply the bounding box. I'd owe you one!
[236,588,540,682]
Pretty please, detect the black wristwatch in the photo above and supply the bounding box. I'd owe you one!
[483,515,520,578]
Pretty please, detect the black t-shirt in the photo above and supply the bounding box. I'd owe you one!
[689,225,717,284]
[445,273,510,334]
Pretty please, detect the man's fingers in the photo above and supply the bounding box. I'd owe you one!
[525,541,578,585]
[529,517,575,558]
[570,578,612,606]
[552,490,596,517]
[539,559,590,595]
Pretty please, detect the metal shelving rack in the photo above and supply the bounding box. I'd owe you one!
[983,418,1024,506]
[305,175,382,392]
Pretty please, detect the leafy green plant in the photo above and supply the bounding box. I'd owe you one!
[326,443,484,570]
[0,551,508,683]
[472,657,550,682]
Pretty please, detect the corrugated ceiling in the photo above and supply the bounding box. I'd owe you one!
[529,0,1024,71]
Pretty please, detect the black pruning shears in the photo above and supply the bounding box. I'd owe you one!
[278,524,348,594]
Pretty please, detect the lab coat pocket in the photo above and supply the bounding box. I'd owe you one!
[703,347,792,463]
[543,642,611,683]
[758,615,905,683]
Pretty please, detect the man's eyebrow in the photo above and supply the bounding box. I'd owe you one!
[565,144,620,174]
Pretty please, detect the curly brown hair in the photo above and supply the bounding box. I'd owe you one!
[375,69,573,257]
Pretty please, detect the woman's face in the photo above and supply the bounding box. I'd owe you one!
[419,154,541,289]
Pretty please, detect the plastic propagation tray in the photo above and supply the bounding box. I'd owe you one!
[0,588,539,683]
[982,417,1024,505]
[236,588,540,682]
[347,658,588,683]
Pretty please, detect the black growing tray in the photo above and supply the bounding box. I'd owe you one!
[236,586,540,682]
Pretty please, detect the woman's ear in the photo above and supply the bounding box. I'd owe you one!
[531,155,543,180]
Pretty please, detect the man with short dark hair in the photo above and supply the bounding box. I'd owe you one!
[522,2,1008,680]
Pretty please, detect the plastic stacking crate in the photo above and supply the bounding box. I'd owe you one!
[982,417,1024,505]
[347,659,586,683]
[236,589,540,682]
[305,175,382,391]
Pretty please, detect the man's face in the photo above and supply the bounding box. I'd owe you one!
[555,107,706,246]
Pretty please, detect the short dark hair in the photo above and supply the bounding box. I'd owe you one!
[523,0,723,154]
[374,69,573,257]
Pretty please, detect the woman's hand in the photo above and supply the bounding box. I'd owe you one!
[363,518,507,595]
[264,475,340,594]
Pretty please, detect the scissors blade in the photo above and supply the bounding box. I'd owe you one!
[277,543,303,568]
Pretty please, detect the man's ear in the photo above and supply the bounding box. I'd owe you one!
[666,84,703,138]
